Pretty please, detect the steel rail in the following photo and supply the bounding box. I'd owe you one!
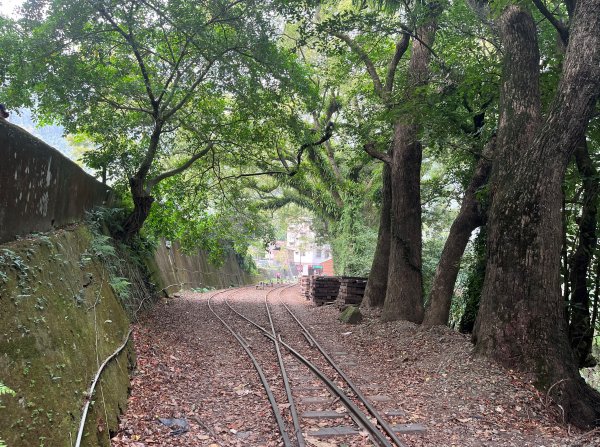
[207,289,293,447]
[281,299,407,447]
[264,286,306,447]
[269,283,380,446]
[270,284,381,446]
[223,298,394,447]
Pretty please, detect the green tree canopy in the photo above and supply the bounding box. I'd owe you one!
[1,0,316,241]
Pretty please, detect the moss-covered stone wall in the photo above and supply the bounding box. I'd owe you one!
[0,226,133,447]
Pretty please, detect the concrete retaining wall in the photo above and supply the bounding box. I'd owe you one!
[152,240,254,292]
[0,120,112,243]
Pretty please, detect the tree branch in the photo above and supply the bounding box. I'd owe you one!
[90,1,158,111]
[215,170,290,182]
[162,58,217,118]
[256,196,295,210]
[331,31,384,98]
[363,142,392,163]
[295,121,335,169]
[157,38,192,104]
[276,146,292,172]
[384,33,410,97]
[96,94,152,115]
[313,94,343,182]
[146,142,214,189]
[399,24,442,62]
[531,0,569,44]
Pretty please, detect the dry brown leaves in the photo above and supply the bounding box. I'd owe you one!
[111,287,600,447]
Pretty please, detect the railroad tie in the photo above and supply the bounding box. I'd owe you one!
[301,410,347,419]
[307,426,359,437]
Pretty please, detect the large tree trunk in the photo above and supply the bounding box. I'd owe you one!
[383,129,424,322]
[118,122,163,241]
[363,163,392,307]
[473,1,600,427]
[119,177,154,241]
[592,256,600,337]
[562,193,570,321]
[569,141,599,368]
[381,16,438,323]
[422,141,494,326]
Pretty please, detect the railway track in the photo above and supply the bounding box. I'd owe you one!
[207,283,422,446]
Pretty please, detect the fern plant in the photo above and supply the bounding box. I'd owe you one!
[0,382,14,397]
[0,381,15,447]
[109,276,131,300]
[90,234,117,258]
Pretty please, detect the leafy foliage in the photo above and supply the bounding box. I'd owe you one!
[1,0,598,343]
[0,381,15,447]
[0,382,15,397]
[1,0,318,242]
[330,193,378,276]
[90,235,117,259]
[109,276,132,301]
[453,227,486,333]
[144,173,276,265]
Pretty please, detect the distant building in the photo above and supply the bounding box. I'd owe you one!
[286,219,333,276]
[251,217,335,277]
[319,258,335,276]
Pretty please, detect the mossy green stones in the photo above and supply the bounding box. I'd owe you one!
[339,305,363,324]
[0,226,133,447]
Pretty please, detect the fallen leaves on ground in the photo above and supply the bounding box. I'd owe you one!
[110,286,600,446]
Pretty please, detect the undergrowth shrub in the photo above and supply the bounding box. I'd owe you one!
[85,207,158,318]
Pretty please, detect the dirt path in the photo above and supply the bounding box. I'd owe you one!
[111,285,599,447]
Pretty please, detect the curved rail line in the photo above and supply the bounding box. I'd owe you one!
[264,285,306,447]
[267,284,382,447]
[279,298,406,446]
[206,286,293,447]
[218,285,398,447]
[224,286,388,445]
